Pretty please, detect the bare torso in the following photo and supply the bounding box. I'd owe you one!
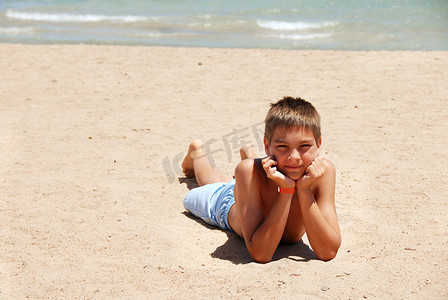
[228,158,317,243]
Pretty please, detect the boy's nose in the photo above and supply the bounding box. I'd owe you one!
[289,148,301,160]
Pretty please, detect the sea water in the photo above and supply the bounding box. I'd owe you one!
[0,0,447,50]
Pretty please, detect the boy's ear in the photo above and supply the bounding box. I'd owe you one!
[264,137,271,155]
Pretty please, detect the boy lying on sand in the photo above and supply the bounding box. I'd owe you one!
[182,96,341,263]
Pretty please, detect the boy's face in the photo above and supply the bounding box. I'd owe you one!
[264,126,321,181]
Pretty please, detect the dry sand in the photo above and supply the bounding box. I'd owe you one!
[0,44,447,299]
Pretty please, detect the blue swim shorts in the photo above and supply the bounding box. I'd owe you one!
[183,179,235,231]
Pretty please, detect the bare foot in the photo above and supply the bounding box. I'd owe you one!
[181,139,204,178]
[240,145,258,160]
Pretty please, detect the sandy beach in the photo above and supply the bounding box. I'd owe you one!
[1,44,447,299]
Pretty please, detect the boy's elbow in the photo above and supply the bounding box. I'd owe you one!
[315,241,341,261]
[316,249,338,261]
[252,253,273,264]
[249,248,274,264]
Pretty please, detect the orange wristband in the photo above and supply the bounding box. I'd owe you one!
[278,187,295,194]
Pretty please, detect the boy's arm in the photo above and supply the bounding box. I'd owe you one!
[296,158,341,261]
[234,159,293,263]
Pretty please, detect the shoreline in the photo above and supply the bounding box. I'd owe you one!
[1,44,447,298]
[3,42,448,51]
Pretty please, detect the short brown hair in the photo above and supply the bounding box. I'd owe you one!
[264,96,321,143]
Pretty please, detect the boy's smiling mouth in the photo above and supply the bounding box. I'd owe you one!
[284,165,303,170]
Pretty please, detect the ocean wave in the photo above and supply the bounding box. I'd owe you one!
[260,33,332,40]
[257,20,337,31]
[278,33,332,40]
[0,26,34,34]
[6,10,148,23]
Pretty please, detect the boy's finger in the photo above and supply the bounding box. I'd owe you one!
[263,157,277,168]
[307,164,314,174]
[262,155,274,164]
[266,167,277,178]
[315,158,325,171]
[262,159,272,167]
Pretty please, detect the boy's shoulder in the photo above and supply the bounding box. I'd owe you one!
[235,158,265,181]
[322,158,335,172]
[324,158,336,181]
[235,157,259,172]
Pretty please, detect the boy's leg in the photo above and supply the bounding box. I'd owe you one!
[182,142,258,231]
[182,140,232,186]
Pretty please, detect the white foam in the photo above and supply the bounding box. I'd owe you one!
[198,14,213,19]
[6,10,148,23]
[134,31,163,38]
[259,33,332,40]
[278,33,332,40]
[0,26,34,34]
[257,20,337,31]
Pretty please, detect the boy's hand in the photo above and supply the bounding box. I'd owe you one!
[262,156,296,189]
[296,156,326,191]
